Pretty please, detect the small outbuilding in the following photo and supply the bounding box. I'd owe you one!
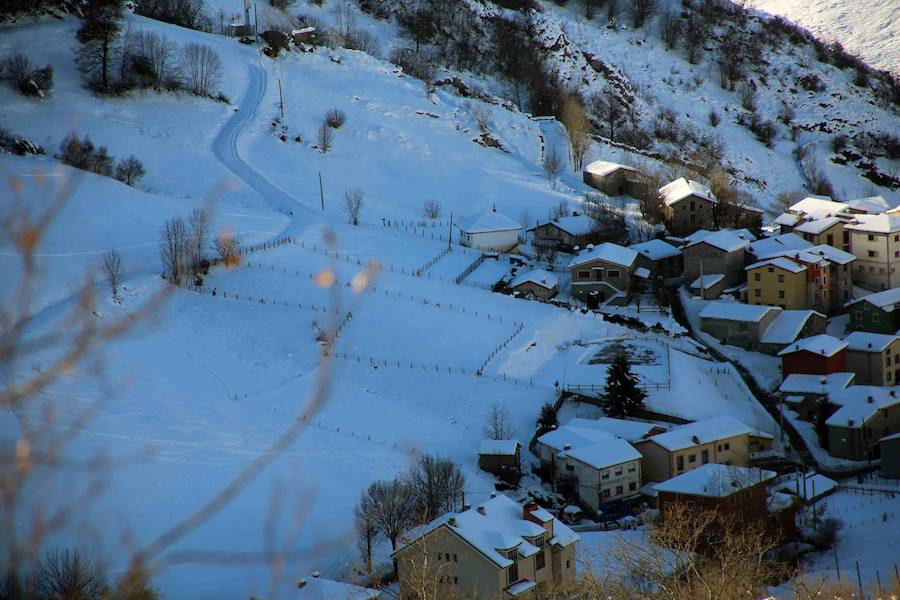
[880,432,900,479]
[583,160,646,198]
[699,301,782,351]
[458,208,522,252]
[509,269,559,300]
[478,439,521,481]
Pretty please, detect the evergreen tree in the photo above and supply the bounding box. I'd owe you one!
[813,397,831,446]
[76,0,124,92]
[652,275,670,309]
[536,402,558,435]
[600,353,646,417]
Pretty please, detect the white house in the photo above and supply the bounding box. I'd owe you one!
[458,208,522,252]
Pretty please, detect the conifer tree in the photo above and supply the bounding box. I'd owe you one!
[76,0,124,92]
[600,352,646,417]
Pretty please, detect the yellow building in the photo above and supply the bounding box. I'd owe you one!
[394,494,578,600]
[746,255,830,312]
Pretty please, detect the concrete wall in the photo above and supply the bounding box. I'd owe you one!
[665,195,716,236]
[684,244,745,288]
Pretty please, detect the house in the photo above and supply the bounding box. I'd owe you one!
[843,332,900,386]
[788,196,850,219]
[845,213,900,291]
[394,494,578,600]
[527,214,595,252]
[778,372,855,420]
[534,425,643,517]
[634,416,773,484]
[630,239,683,280]
[478,439,521,480]
[660,178,717,236]
[295,574,381,600]
[881,432,900,478]
[745,256,829,312]
[793,216,845,248]
[848,287,900,334]
[807,244,856,312]
[683,229,753,288]
[567,243,638,305]
[826,386,900,460]
[509,269,558,300]
[699,301,782,351]
[654,464,795,545]
[458,209,522,252]
[291,26,318,45]
[778,334,848,377]
[582,160,646,198]
[759,309,827,355]
[689,274,725,300]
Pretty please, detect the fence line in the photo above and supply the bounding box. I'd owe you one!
[475,321,526,375]
[413,247,451,277]
[454,253,487,285]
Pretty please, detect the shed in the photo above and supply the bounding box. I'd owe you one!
[478,439,521,479]
[583,160,646,198]
[690,274,725,299]
[509,269,559,300]
[699,301,781,350]
[458,208,522,252]
[881,432,900,479]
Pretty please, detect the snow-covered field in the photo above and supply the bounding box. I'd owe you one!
[2,1,899,598]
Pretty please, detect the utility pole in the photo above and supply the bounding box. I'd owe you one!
[448,212,453,251]
[253,3,258,45]
[278,78,284,119]
[318,172,325,211]
[699,257,705,301]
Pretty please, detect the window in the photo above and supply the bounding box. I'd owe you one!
[601,471,610,480]
[453,554,458,562]
[777,274,785,283]
[506,550,519,585]
[701,449,709,464]
[565,464,574,472]
[627,465,636,472]
[615,485,623,495]
[578,270,590,279]
[690,200,696,210]
[676,456,684,470]
[754,273,761,281]
[602,489,611,498]
[534,535,546,570]
[724,442,730,450]
[778,290,785,299]
[608,269,620,278]
[869,234,876,241]
[566,560,571,569]
[629,482,637,491]
[689,454,696,463]
[754,289,761,297]
[874,314,880,323]
[614,469,623,476]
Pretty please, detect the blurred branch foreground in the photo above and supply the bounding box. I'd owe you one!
[0,169,375,597]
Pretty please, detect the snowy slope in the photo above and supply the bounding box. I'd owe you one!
[743,0,900,75]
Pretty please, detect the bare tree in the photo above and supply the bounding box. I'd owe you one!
[560,95,592,172]
[422,199,442,219]
[114,155,145,186]
[799,146,835,197]
[135,30,179,89]
[407,455,465,522]
[659,9,680,50]
[179,43,221,96]
[34,549,109,599]
[356,478,416,554]
[534,241,559,270]
[773,190,806,214]
[543,146,563,190]
[102,248,123,301]
[549,200,569,220]
[469,102,492,134]
[344,188,364,225]
[629,0,657,28]
[482,404,514,440]
[160,216,188,284]
[591,89,625,142]
[317,121,333,153]
[213,231,241,266]
[585,193,629,245]
[188,207,210,277]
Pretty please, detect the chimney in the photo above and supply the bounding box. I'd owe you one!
[691,435,700,444]
[492,205,496,212]
[867,395,874,404]
[490,491,497,498]
[563,443,572,451]
[868,343,873,348]
[523,502,553,537]
[297,579,307,589]
[477,505,486,515]
[311,571,320,578]
[448,516,457,526]
[463,503,471,511]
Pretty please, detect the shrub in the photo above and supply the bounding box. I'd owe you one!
[797,73,826,92]
[388,46,436,82]
[4,53,53,97]
[750,116,777,147]
[831,134,848,153]
[709,109,720,127]
[0,128,43,155]
[325,108,347,129]
[422,199,441,219]
[59,133,96,170]
[115,155,146,186]
[180,43,221,97]
[135,0,212,31]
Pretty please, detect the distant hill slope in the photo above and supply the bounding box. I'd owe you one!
[743,0,899,75]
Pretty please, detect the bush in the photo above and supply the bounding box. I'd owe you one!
[797,73,826,92]
[388,46,436,82]
[325,108,347,129]
[709,109,720,127]
[59,133,96,170]
[58,133,144,184]
[831,134,848,153]
[135,0,212,32]
[0,128,43,155]
[750,116,777,147]
[4,53,53,97]
[180,43,221,97]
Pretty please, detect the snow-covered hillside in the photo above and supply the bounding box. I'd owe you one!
[2,0,899,597]
[743,0,899,76]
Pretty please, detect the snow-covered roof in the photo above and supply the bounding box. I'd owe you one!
[849,286,900,312]
[807,244,856,265]
[568,242,638,269]
[747,233,812,258]
[538,425,641,469]
[774,212,802,227]
[559,435,642,470]
[778,473,837,502]
[761,310,825,345]
[659,177,717,206]
[881,431,900,443]
[690,273,724,290]
[794,216,842,235]
[528,214,594,237]
[565,417,666,442]
[847,195,890,215]
[778,372,855,395]
[789,196,848,218]
[843,331,899,352]
[686,229,750,253]
[510,269,559,290]
[746,256,806,274]
[459,209,522,234]
[583,160,638,177]
[292,26,317,35]
[826,386,900,427]
[642,416,767,452]
[296,576,380,600]
[634,266,651,279]
[653,464,776,497]
[506,580,538,597]
[479,439,520,456]
[777,334,847,357]
[845,213,900,234]
[699,301,781,323]
[631,239,682,260]
[396,494,577,568]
